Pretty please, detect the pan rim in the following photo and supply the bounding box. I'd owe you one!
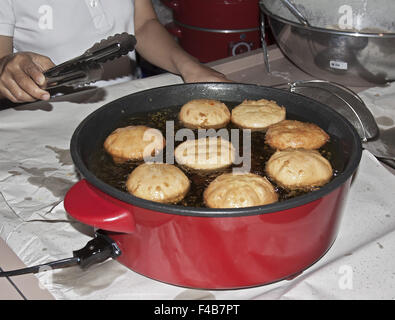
[69,82,362,217]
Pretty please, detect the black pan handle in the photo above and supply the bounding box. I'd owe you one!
[0,231,121,278]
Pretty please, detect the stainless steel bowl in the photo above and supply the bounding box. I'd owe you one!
[260,0,395,87]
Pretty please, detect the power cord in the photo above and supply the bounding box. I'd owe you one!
[0,231,121,278]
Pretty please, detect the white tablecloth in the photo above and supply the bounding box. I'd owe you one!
[0,74,394,300]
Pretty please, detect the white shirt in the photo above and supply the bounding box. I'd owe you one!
[0,0,137,84]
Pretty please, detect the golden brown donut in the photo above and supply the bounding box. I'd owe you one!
[265,149,333,190]
[204,172,278,208]
[265,120,329,150]
[231,99,286,131]
[126,163,190,203]
[179,99,231,129]
[104,125,165,164]
[174,137,235,171]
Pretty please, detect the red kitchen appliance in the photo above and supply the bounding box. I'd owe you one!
[162,0,263,62]
[0,83,362,289]
[62,83,361,289]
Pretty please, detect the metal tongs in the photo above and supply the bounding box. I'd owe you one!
[44,33,137,89]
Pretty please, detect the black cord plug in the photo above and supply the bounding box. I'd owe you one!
[73,231,122,269]
[0,231,121,277]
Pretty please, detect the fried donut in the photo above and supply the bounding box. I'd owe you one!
[265,120,329,150]
[204,172,278,208]
[179,99,231,129]
[104,125,165,164]
[126,163,190,203]
[266,149,333,190]
[174,137,235,170]
[231,99,286,131]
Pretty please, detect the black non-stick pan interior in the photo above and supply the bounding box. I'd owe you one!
[70,83,362,216]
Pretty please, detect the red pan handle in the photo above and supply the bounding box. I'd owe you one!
[64,179,135,234]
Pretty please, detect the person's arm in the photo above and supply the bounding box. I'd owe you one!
[0,35,55,103]
[0,35,13,59]
[134,0,230,83]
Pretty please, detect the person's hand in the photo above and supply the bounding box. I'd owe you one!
[0,52,55,103]
[181,63,232,83]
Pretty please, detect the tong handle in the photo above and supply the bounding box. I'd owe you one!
[45,63,103,89]
[44,33,137,78]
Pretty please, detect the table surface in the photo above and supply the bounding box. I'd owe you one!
[1,46,394,300]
